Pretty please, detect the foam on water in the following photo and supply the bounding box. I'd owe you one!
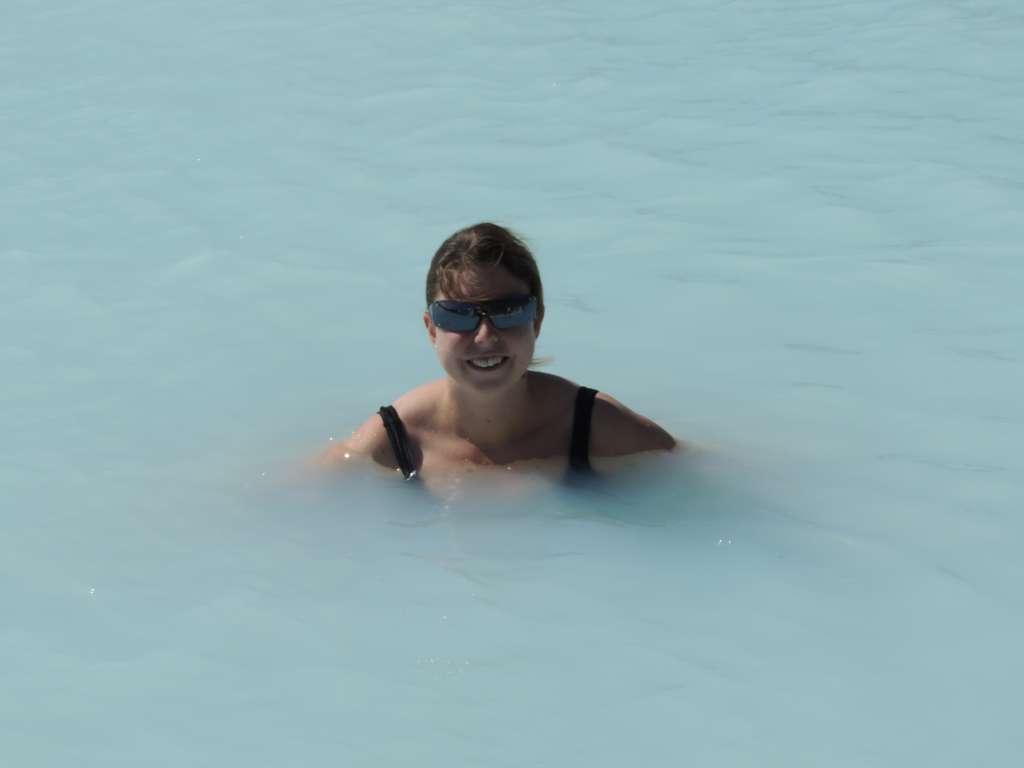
[3,0,1023,765]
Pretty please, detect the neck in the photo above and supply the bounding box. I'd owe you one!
[440,374,535,449]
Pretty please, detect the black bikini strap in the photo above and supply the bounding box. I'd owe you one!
[378,405,417,480]
[569,387,598,472]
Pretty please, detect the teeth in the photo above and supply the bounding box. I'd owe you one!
[469,356,504,369]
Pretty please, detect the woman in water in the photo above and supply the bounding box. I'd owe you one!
[323,223,677,486]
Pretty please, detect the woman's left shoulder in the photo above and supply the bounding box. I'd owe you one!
[590,392,679,457]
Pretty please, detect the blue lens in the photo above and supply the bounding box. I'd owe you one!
[430,301,481,332]
[429,296,536,332]
[485,296,537,329]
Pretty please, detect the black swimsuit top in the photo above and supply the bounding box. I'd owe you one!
[378,386,598,480]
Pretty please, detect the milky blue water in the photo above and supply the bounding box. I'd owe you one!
[3,0,1023,764]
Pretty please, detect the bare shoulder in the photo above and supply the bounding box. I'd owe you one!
[391,379,446,427]
[589,391,679,457]
[318,412,398,472]
[317,380,442,473]
[527,371,583,410]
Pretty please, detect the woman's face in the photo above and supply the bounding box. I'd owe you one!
[424,265,541,396]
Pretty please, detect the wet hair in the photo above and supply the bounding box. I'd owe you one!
[425,223,545,322]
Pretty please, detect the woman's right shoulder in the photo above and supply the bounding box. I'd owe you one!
[318,412,395,471]
[317,381,442,472]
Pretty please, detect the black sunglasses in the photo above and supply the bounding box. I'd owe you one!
[428,295,537,333]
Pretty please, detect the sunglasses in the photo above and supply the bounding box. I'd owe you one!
[428,295,537,333]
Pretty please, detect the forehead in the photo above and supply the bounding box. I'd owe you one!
[439,264,530,301]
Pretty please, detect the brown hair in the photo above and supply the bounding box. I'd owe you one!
[425,223,545,321]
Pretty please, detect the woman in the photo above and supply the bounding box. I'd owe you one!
[323,223,677,487]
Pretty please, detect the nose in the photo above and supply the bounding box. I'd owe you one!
[472,315,501,345]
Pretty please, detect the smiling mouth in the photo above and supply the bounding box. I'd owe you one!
[467,355,509,370]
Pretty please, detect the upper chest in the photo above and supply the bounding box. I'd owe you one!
[411,414,573,472]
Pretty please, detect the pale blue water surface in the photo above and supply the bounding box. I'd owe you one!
[3,0,1023,765]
